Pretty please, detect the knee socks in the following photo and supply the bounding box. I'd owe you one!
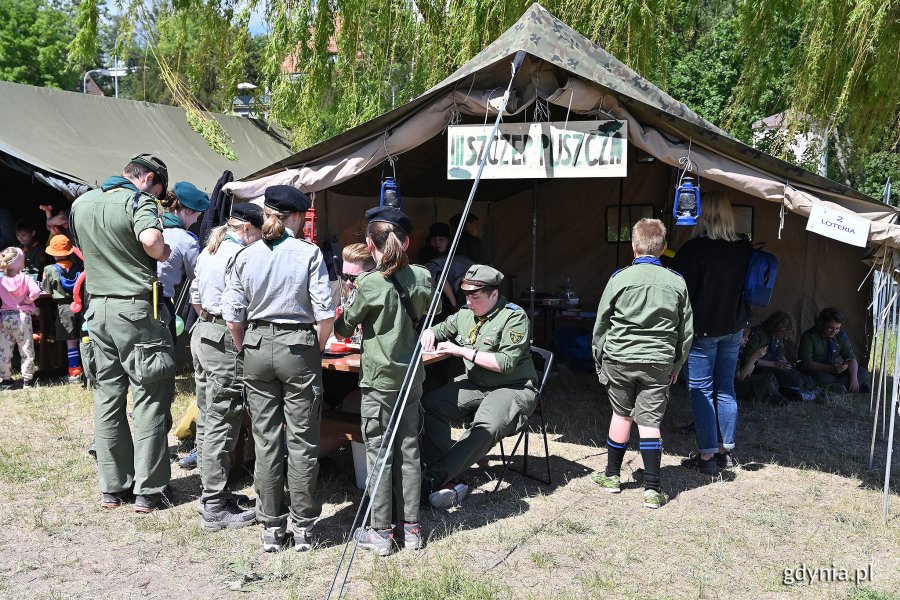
[605,437,628,478]
[639,437,663,492]
[67,347,82,369]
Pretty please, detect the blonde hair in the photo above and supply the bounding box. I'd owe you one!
[205,217,255,254]
[366,221,408,277]
[0,247,22,276]
[342,242,376,271]
[696,191,739,241]
[262,206,287,241]
[632,218,667,256]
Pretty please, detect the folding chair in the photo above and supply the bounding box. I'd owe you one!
[492,346,554,492]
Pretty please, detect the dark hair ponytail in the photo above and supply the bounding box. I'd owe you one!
[160,190,179,211]
[367,221,408,277]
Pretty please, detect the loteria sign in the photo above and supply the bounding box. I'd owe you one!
[447,120,627,180]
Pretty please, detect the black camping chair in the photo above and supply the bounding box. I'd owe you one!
[492,346,554,492]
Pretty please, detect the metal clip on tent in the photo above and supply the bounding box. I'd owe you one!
[325,50,528,600]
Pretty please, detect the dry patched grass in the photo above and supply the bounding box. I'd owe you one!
[0,368,899,599]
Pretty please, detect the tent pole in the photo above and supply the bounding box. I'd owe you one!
[884,297,900,521]
[869,287,895,468]
[530,180,538,344]
[615,178,624,269]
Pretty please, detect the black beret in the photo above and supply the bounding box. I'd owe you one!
[264,185,310,213]
[231,203,264,228]
[365,206,412,235]
[428,222,451,238]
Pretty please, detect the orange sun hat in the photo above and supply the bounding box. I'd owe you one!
[46,234,74,257]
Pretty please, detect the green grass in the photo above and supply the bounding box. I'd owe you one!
[364,557,510,600]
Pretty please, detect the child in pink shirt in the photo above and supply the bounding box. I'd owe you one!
[0,247,41,389]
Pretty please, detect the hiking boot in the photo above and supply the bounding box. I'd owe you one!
[398,522,424,550]
[262,525,289,553]
[590,472,621,493]
[100,490,130,509]
[178,449,198,470]
[88,440,97,460]
[67,367,83,385]
[428,482,468,509]
[134,493,165,513]
[354,527,394,557]
[715,451,736,470]
[200,499,256,531]
[682,453,719,475]
[290,524,313,552]
[643,489,669,509]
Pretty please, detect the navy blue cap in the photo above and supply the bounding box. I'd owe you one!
[365,206,412,235]
[231,203,264,228]
[264,185,310,213]
[172,182,210,212]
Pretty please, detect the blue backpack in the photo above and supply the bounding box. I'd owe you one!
[744,245,778,306]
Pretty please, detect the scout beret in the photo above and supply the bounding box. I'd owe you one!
[231,203,264,228]
[264,185,310,213]
[172,182,210,212]
[128,153,169,199]
[428,222,451,238]
[460,264,503,290]
[365,206,412,235]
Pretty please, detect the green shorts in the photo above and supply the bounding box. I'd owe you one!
[55,302,81,341]
[599,359,670,428]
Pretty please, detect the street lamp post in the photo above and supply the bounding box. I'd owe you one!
[82,68,111,95]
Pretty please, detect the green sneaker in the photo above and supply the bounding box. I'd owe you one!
[643,489,668,509]
[590,472,621,493]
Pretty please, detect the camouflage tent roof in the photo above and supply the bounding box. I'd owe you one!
[246,2,879,206]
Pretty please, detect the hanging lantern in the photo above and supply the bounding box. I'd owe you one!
[303,206,317,243]
[380,177,402,208]
[673,175,701,226]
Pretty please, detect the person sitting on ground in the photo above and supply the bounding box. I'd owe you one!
[42,235,85,384]
[420,265,537,509]
[735,325,784,404]
[798,307,871,393]
[449,213,486,263]
[16,219,48,280]
[0,247,41,389]
[416,222,451,264]
[744,311,813,390]
[590,218,693,509]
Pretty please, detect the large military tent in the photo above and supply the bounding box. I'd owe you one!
[222,2,900,356]
[0,81,292,244]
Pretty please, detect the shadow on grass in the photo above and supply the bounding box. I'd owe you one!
[544,368,900,494]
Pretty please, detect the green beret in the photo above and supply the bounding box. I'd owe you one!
[460,264,503,290]
[173,181,210,212]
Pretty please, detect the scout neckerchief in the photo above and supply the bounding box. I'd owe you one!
[265,231,291,249]
[632,255,662,266]
[100,175,139,193]
[162,212,184,229]
[225,233,244,246]
[466,299,503,345]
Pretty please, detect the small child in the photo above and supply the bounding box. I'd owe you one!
[0,247,41,389]
[591,218,694,508]
[15,219,47,281]
[42,235,84,383]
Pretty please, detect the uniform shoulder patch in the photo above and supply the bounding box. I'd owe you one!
[509,330,525,344]
[505,302,523,311]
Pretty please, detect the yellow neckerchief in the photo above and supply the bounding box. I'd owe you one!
[465,298,503,345]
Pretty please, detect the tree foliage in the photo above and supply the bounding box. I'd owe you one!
[67,0,899,185]
[0,0,79,89]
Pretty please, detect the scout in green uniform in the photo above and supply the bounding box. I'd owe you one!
[41,234,84,383]
[189,204,263,531]
[222,186,334,553]
[420,265,538,509]
[798,307,871,393]
[334,206,435,556]
[590,219,693,508]
[744,312,812,390]
[70,154,175,513]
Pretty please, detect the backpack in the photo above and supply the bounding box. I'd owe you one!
[744,244,778,307]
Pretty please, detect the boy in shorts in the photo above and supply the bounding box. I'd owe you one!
[591,218,693,508]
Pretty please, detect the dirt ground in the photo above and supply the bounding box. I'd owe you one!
[1,368,899,600]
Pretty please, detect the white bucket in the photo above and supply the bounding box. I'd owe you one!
[350,441,368,491]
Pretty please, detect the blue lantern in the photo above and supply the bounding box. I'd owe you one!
[673,176,701,226]
[380,177,402,208]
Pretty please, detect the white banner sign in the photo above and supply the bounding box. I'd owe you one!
[447,121,627,180]
[805,204,871,247]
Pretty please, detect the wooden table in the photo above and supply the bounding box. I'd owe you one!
[321,350,448,372]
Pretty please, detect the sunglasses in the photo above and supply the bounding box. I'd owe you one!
[341,273,359,283]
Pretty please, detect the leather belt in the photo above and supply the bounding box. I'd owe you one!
[248,320,314,331]
[199,309,226,326]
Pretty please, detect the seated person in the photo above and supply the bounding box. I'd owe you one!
[416,222,451,264]
[736,325,784,404]
[450,213,486,263]
[745,311,813,389]
[420,265,537,509]
[798,307,871,393]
